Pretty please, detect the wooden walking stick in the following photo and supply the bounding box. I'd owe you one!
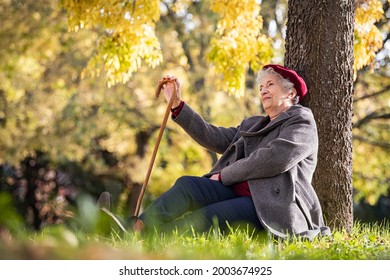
[133,78,177,217]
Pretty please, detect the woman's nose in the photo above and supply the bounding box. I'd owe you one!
[260,88,269,95]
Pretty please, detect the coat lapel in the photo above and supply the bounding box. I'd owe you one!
[240,106,299,137]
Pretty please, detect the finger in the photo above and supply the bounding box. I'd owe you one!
[164,75,177,82]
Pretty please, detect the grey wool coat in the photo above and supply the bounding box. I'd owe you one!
[173,103,331,240]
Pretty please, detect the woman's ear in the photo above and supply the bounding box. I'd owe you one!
[289,88,298,99]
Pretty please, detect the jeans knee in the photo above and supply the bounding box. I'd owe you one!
[172,176,204,200]
[174,175,195,187]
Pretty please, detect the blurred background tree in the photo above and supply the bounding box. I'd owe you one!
[352,0,390,221]
[0,0,388,230]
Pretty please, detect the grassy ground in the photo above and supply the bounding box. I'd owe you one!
[1,220,389,260]
[0,194,389,260]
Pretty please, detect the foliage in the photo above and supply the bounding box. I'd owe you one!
[0,0,65,164]
[352,69,390,205]
[61,0,273,96]
[0,192,24,234]
[60,0,163,87]
[0,0,219,228]
[354,0,385,75]
[352,0,390,205]
[0,0,389,230]
[59,0,388,93]
[207,0,273,96]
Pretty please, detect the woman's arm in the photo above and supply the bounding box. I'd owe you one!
[173,103,239,154]
[220,111,318,185]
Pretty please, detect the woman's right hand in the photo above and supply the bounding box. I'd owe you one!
[158,75,182,108]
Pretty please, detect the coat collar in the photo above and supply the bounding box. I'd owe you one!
[240,105,304,137]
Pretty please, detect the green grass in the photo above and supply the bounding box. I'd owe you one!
[0,193,389,260]
[1,221,389,260]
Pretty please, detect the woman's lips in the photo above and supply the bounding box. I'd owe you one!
[262,96,272,101]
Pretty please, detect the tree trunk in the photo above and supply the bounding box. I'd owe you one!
[285,0,355,231]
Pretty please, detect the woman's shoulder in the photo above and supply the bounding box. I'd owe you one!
[287,105,315,120]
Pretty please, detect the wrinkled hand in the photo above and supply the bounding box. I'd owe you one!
[157,75,182,108]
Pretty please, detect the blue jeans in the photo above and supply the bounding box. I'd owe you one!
[139,176,264,234]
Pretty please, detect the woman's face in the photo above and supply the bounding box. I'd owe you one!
[259,73,294,119]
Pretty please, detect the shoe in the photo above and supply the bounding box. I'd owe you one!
[97,191,112,211]
[96,191,140,233]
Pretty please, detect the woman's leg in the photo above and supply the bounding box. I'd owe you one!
[158,196,264,234]
[139,176,236,229]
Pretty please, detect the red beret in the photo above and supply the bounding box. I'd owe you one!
[262,64,308,102]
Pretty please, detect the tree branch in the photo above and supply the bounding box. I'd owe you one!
[353,109,390,128]
[354,84,390,102]
[353,134,390,149]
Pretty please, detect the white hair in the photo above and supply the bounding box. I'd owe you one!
[257,67,300,104]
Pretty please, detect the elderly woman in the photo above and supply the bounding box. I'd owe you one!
[100,64,330,240]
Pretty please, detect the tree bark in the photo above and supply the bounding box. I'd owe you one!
[285,0,355,231]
